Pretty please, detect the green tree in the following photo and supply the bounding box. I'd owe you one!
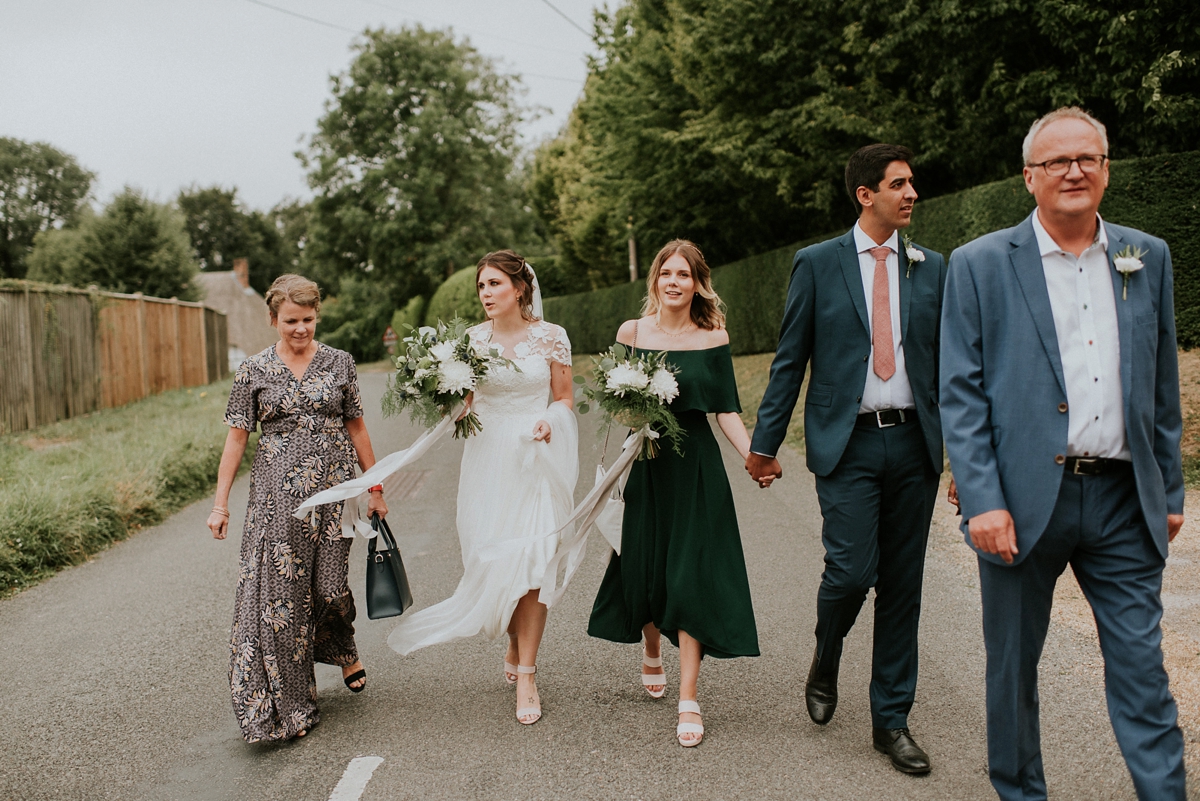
[27,187,200,300]
[301,25,529,314]
[537,0,1200,273]
[177,185,301,293]
[0,138,94,278]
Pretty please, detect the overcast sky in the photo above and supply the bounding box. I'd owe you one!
[0,0,597,210]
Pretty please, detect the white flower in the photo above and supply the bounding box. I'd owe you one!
[648,368,679,403]
[429,340,458,362]
[436,360,475,395]
[905,245,925,263]
[605,363,650,396]
[1114,256,1144,275]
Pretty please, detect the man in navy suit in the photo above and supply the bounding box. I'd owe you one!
[747,144,947,774]
[940,107,1187,800]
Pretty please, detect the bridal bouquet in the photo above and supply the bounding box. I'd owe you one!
[381,317,508,438]
[575,344,684,459]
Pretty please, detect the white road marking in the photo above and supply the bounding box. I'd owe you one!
[328,756,385,801]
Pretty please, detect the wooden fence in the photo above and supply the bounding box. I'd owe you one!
[0,284,228,435]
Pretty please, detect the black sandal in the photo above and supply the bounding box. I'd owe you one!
[343,669,367,693]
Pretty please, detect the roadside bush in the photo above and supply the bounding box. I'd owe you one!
[0,380,253,596]
[424,268,486,326]
[546,151,1200,354]
[317,275,394,362]
[391,295,426,334]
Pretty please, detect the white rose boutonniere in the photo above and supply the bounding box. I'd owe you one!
[1113,245,1145,301]
[902,234,925,278]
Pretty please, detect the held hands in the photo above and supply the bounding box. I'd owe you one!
[947,478,960,510]
[745,453,782,489]
[969,509,1018,564]
[532,420,552,443]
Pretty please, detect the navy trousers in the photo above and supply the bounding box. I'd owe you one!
[978,465,1186,801]
[812,419,939,729]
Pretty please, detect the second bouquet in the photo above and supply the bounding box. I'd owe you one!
[382,317,510,438]
[576,343,684,459]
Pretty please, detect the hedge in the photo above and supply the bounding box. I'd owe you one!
[544,150,1200,354]
[424,267,487,327]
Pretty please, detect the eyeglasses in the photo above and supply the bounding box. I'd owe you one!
[1027,154,1108,176]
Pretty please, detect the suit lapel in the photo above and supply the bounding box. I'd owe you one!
[1008,220,1067,396]
[900,246,913,340]
[837,232,870,335]
[1106,226,1133,411]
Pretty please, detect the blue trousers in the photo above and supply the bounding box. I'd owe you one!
[978,465,1186,801]
[813,420,939,729]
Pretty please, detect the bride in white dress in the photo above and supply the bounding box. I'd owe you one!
[387,250,577,725]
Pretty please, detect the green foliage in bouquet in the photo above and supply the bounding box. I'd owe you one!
[575,343,685,459]
[381,317,509,438]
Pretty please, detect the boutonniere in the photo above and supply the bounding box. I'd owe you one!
[1113,245,1145,300]
[902,235,925,278]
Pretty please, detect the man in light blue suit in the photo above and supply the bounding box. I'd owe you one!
[940,107,1187,800]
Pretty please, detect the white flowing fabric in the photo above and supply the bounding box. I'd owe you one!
[537,426,655,608]
[291,413,457,538]
[388,321,578,655]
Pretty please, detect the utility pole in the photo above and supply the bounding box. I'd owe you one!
[627,216,638,282]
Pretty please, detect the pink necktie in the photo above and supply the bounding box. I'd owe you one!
[869,246,895,381]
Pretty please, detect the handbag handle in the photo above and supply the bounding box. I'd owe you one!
[369,513,399,555]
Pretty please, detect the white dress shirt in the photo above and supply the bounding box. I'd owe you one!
[1032,210,1130,461]
[854,222,915,413]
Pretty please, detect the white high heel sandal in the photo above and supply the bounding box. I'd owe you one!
[677,700,704,747]
[504,661,518,685]
[515,665,541,725]
[642,649,666,698]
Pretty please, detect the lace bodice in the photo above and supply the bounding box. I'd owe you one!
[468,321,572,417]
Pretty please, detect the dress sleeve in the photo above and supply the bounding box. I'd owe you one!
[551,324,572,366]
[341,353,364,421]
[223,361,258,431]
[706,347,742,413]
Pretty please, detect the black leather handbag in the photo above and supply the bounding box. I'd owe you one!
[366,514,413,619]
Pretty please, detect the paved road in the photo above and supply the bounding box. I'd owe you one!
[2,372,1150,799]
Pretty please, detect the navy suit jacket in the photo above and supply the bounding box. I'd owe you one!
[751,228,948,476]
[939,213,1184,564]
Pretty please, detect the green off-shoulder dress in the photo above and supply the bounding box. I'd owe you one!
[588,344,760,659]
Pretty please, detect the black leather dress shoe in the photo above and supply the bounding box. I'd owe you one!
[873,727,931,774]
[804,649,838,725]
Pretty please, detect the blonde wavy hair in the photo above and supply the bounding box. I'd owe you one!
[265,274,321,320]
[641,239,726,330]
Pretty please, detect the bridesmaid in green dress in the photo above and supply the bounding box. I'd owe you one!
[588,239,773,747]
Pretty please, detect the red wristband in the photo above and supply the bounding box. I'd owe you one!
[368,484,383,493]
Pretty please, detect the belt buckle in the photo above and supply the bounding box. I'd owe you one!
[1072,457,1099,475]
[875,410,896,429]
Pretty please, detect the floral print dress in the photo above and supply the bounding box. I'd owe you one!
[224,342,363,743]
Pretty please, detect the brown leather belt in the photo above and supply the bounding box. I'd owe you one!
[1063,456,1130,476]
[856,409,914,429]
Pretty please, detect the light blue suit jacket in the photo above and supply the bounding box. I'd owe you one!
[939,213,1184,564]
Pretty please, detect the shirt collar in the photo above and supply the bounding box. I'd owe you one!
[1031,209,1108,257]
[853,221,900,255]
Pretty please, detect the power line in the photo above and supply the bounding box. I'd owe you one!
[534,0,592,39]
[353,0,584,58]
[243,0,358,34]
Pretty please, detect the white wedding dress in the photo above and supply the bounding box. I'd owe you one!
[387,321,579,655]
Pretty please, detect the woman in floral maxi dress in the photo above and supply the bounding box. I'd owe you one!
[207,275,388,743]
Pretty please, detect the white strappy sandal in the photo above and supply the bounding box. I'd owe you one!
[642,649,666,698]
[515,664,541,725]
[677,700,704,747]
[504,661,518,685]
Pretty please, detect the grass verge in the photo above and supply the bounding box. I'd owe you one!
[0,379,254,597]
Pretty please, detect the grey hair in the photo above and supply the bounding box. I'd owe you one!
[1022,107,1109,165]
